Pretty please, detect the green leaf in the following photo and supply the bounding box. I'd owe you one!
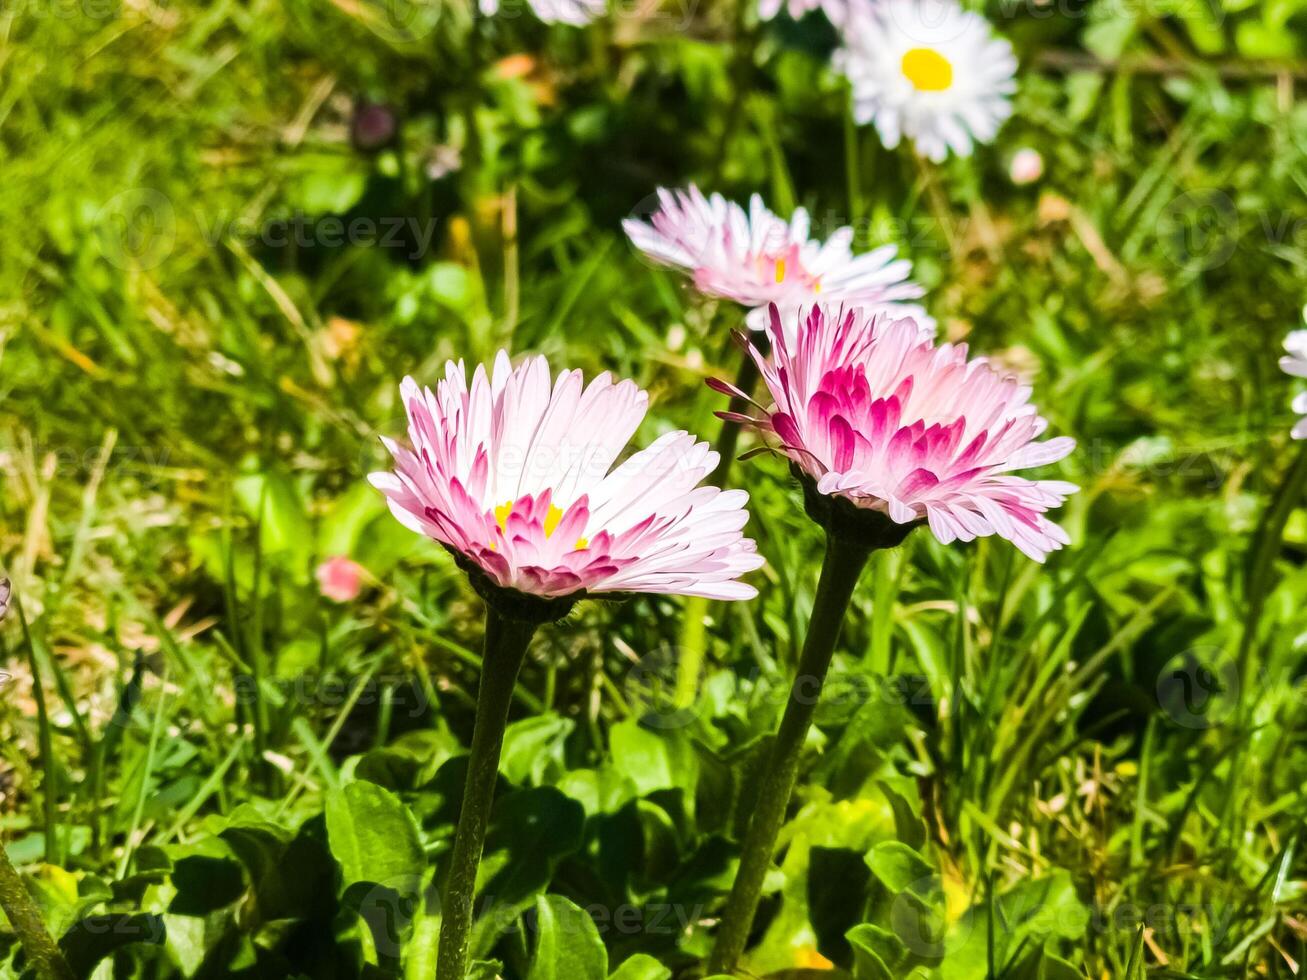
[233,465,313,572]
[471,787,587,958]
[847,923,906,980]
[499,713,574,786]
[325,780,426,900]
[58,913,165,976]
[527,895,607,980]
[608,719,697,800]
[866,841,935,896]
[876,780,926,851]
[608,952,672,980]
[220,823,336,924]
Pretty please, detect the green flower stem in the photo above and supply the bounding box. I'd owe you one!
[0,841,75,980]
[709,348,761,491]
[436,608,538,980]
[708,530,873,975]
[674,348,763,709]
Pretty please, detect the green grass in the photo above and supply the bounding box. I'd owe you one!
[3,0,1307,976]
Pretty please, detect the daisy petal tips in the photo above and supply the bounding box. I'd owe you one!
[757,0,851,26]
[1282,329,1307,440]
[479,0,605,25]
[728,304,1077,562]
[369,352,764,615]
[623,185,933,335]
[836,0,1017,163]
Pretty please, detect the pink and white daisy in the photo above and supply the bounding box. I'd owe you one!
[1281,329,1307,440]
[623,186,932,334]
[720,305,1077,561]
[370,352,764,602]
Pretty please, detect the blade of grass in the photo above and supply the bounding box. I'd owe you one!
[15,598,61,865]
[117,666,170,879]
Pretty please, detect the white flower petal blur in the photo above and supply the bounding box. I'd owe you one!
[1282,329,1307,440]
[371,352,764,600]
[623,185,932,335]
[733,305,1077,562]
[479,0,604,25]
[836,0,1016,163]
[758,0,852,25]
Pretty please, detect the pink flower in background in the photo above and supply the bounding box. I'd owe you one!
[1282,329,1307,440]
[721,305,1077,561]
[623,186,932,334]
[370,352,763,600]
[1009,148,1044,185]
[316,557,365,602]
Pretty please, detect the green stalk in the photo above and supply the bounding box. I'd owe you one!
[436,608,538,980]
[14,600,60,865]
[0,840,75,980]
[708,531,873,974]
[675,349,762,708]
[1221,441,1307,855]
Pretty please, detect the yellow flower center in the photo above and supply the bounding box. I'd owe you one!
[494,500,515,530]
[543,502,563,537]
[774,257,787,283]
[493,499,587,550]
[901,47,953,92]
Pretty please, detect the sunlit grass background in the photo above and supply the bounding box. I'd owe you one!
[3,0,1307,975]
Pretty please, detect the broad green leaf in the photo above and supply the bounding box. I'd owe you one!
[847,923,906,980]
[609,719,697,799]
[866,841,935,896]
[608,952,672,980]
[59,914,165,976]
[325,780,426,900]
[526,895,607,980]
[499,713,574,786]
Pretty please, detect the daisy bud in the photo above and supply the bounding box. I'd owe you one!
[315,557,365,603]
[1010,147,1044,185]
[350,101,397,152]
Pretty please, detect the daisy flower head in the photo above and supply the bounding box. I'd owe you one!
[623,185,932,335]
[836,0,1017,163]
[719,304,1077,561]
[370,352,764,620]
[479,0,604,25]
[1282,328,1307,440]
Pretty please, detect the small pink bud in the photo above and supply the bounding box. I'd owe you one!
[1009,148,1044,186]
[316,557,365,603]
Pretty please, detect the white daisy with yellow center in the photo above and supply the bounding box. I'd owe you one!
[835,0,1017,163]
